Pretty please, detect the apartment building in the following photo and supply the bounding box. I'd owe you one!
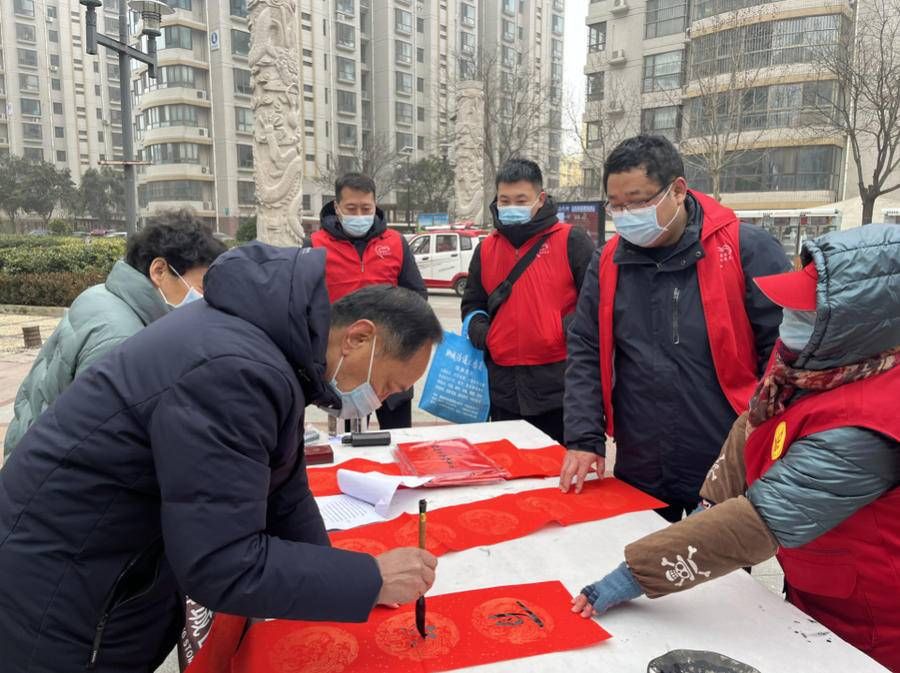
[582,0,887,243]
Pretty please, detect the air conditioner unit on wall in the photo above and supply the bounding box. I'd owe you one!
[198,128,208,136]
[609,49,626,65]
[611,0,629,13]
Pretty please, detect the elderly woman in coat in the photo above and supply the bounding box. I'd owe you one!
[573,224,900,672]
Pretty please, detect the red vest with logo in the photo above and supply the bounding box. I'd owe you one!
[598,190,757,436]
[311,228,404,303]
[744,366,900,671]
[480,222,576,366]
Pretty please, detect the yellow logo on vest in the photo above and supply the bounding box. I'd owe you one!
[771,421,788,461]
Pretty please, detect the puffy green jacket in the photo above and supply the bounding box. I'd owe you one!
[4,261,169,455]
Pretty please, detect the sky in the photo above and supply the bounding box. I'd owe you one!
[563,0,589,155]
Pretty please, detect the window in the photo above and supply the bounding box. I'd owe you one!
[502,46,516,67]
[686,146,843,194]
[395,71,413,95]
[23,147,43,162]
[237,144,254,169]
[586,71,604,100]
[417,106,425,122]
[641,105,681,141]
[109,86,121,101]
[16,23,36,42]
[645,0,687,39]
[435,235,458,253]
[142,104,203,128]
[396,40,412,64]
[691,14,846,78]
[694,0,778,21]
[138,180,206,206]
[586,121,603,146]
[142,143,201,164]
[338,123,357,147]
[417,47,424,63]
[417,17,425,33]
[107,63,120,80]
[50,54,60,67]
[502,19,515,42]
[47,5,57,18]
[417,135,425,151]
[461,2,475,27]
[51,78,61,91]
[48,29,59,42]
[460,31,476,54]
[460,235,473,251]
[162,25,193,50]
[56,150,67,162]
[97,107,104,120]
[336,22,355,48]
[337,0,354,13]
[19,73,39,92]
[104,16,118,33]
[14,0,34,17]
[55,126,65,138]
[642,50,683,92]
[237,181,255,205]
[336,56,355,83]
[53,102,63,114]
[233,68,252,95]
[20,98,41,116]
[22,123,42,141]
[503,0,516,14]
[549,132,561,151]
[410,236,431,255]
[588,22,606,52]
[395,8,412,34]
[231,30,250,56]
[396,132,413,152]
[395,101,413,125]
[235,106,253,132]
[337,89,356,114]
[230,0,247,17]
[111,110,122,124]
[18,48,38,68]
[417,77,425,93]
[551,14,564,35]
[552,39,563,61]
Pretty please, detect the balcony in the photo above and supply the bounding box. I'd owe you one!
[139,162,215,182]
[138,124,213,148]
[136,86,211,112]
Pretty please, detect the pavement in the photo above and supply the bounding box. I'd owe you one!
[0,291,784,673]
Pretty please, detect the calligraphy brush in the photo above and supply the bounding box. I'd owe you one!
[416,498,427,638]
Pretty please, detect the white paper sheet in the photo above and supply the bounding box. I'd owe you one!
[317,494,388,530]
[336,469,432,516]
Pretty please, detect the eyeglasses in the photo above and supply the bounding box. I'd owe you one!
[604,182,673,217]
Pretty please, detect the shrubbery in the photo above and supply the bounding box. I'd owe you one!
[0,236,124,306]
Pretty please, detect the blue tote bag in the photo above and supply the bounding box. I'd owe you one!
[419,310,490,424]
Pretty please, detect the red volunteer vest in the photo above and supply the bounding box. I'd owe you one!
[598,190,757,436]
[480,222,576,366]
[311,228,404,303]
[744,366,900,671]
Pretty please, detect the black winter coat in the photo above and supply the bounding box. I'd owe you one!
[0,244,383,672]
[564,195,791,504]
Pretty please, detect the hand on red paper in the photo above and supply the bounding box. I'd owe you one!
[375,548,438,607]
[571,593,598,618]
[560,450,606,494]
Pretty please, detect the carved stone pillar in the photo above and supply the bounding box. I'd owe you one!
[454,81,486,226]
[248,0,304,246]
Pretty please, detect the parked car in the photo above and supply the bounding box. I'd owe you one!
[26,229,50,237]
[104,231,128,238]
[408,227,489,297]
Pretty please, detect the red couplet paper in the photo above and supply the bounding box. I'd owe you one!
[187,581,610,673]
[307,441,567,497]
[330,478,666,557]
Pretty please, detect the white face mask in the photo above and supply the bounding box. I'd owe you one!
[323,335,382,419]
[779,309,817,353]
[159,265,203,308]
[610,183,680,248]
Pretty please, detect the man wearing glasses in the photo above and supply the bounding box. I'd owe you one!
[560,134,790,521]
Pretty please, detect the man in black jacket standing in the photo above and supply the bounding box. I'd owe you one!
[462,159,594,444]
[0,244,442,673]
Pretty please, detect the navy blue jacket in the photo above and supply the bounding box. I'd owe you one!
[0,244,382,673]
[565,195,791,504]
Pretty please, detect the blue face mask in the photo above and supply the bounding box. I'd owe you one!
[159,265,204,308]
[779,309,817,353]
[610,183,680,248]
[324,335,382,419]
[497,197,540,226]
[339,210,375,238]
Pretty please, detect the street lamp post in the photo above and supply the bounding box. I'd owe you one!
[400,146,414,230]
[80,0,173,238]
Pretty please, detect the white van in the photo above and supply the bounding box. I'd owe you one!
[408,228,488,296]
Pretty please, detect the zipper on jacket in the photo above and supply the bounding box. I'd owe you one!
[672,287,681,345]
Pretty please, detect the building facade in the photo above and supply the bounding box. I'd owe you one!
[582,0,892,246]
[0,0,565,234]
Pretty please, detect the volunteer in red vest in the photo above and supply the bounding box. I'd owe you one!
[462,158,594,444]
[309,172,427,429]
[561,134,790,521]
[571,224,900,672]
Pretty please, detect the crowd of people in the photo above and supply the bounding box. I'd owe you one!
[0,133,896,672]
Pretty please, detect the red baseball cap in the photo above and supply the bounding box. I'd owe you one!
[754,263,818,311]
